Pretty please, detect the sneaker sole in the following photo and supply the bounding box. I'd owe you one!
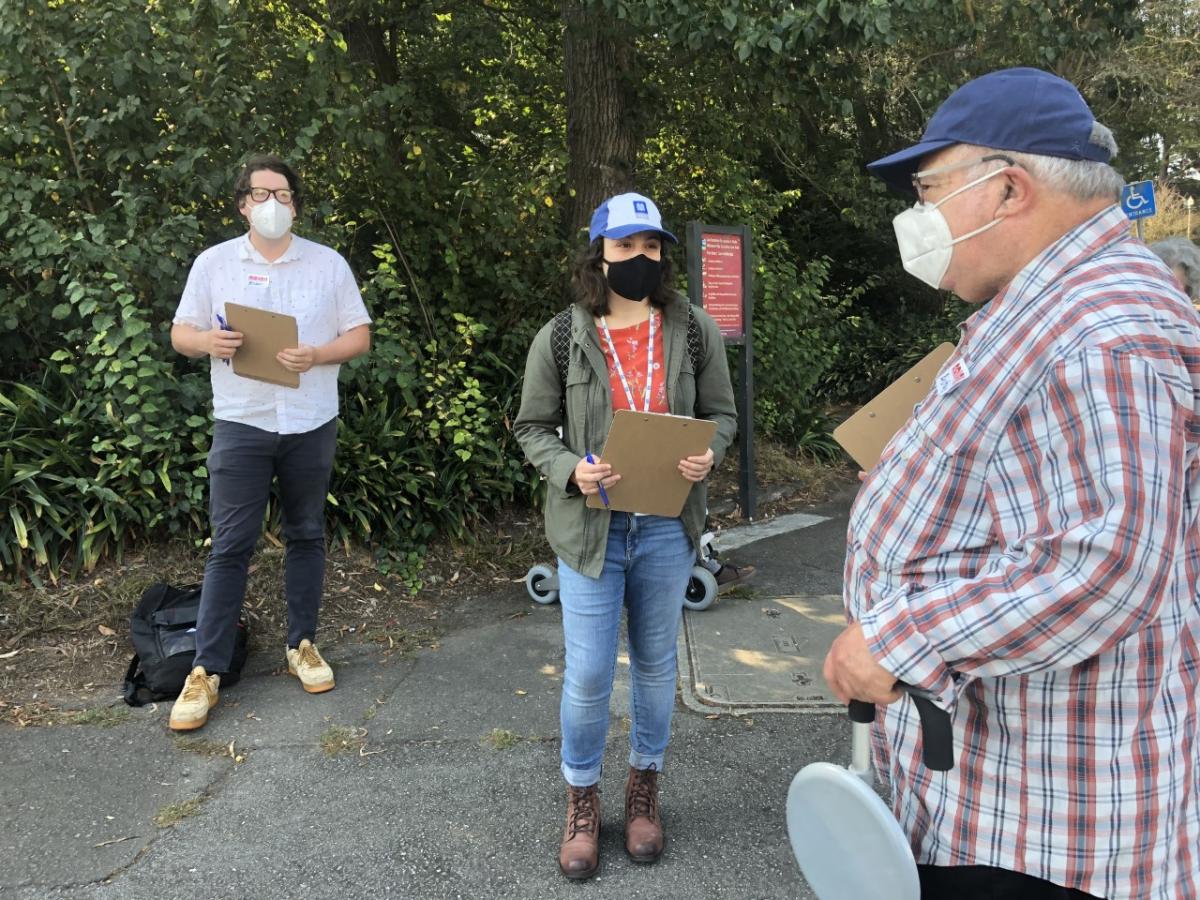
[169,698,217,732]
[288,667,335,693]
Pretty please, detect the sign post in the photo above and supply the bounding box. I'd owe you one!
[1121,180,1157,240]
[686,222,756,520]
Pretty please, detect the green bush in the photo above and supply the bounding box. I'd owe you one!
[329,248,529,572]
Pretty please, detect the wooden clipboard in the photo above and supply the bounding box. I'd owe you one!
[832,342,956,469]
[224,302,300,389]
[585,409,718,517]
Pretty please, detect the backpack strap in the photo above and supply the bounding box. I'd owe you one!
[122,654,154,707]
[551,307,573,390]
[686,303,703,372]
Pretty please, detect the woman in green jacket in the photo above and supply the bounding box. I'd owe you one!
[514,192,737,880]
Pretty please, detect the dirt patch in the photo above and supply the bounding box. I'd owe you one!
[707,440,857,529]
[0,440,852,716]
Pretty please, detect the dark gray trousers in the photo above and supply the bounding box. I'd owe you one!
[193,417,338,674]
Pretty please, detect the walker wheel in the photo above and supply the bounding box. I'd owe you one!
[683,565,718,611]
[525,564,560,605]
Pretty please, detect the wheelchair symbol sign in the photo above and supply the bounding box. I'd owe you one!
[1122,181,1157,220]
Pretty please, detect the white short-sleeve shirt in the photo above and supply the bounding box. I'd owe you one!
[173,233,371,435]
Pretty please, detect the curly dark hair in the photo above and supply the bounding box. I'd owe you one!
[233,154,304,215]
[569,238,677,316]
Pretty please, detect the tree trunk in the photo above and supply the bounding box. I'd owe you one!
[560,0,638,241]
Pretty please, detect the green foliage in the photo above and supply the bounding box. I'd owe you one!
[329,247,527,574]
[0,0,1190,580]
[0,0,548,580]
[0,379,126,582]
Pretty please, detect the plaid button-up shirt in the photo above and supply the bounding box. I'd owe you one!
[847,205,1200,898]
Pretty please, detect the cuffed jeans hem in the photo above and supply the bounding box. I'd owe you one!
[561,761,602,788]
[629,751,665,772]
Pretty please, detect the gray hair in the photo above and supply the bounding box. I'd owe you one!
[969,122,1125,203]
[1149,237,1200,300]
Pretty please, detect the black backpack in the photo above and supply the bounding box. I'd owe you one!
[122,583,248,707]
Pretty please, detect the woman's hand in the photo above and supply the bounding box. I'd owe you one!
[678,447,714,483]
[571,455,620,496]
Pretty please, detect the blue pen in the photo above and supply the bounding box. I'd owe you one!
[586,452,610,508]
[214,312,232,365]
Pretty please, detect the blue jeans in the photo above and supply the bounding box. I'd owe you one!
[193,418,337,674]
[556,513,694,787]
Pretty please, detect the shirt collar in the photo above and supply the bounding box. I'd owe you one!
[237,232,305,265]
[962,203,1129,338]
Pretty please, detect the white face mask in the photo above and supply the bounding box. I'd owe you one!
[892,167,1007,290]
[249,198,293,241]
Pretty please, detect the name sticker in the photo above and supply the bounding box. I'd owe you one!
[247,273,270,288]
[935,358,970,395]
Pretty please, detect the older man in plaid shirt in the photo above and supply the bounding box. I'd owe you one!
[824,68,1200,899]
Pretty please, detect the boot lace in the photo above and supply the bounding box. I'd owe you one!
[567,786,599,838]
[627,766,659,820]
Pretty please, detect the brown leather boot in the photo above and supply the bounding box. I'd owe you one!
[624,765,664,862]
[558,784,601,879]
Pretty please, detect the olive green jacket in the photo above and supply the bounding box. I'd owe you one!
[514,295,738,578]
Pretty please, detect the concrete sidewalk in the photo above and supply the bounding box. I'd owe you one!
[1,490,858,900]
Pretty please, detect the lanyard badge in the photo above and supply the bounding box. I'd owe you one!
[599,312,656,411]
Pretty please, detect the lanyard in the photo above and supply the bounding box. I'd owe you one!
[599,311,656,412]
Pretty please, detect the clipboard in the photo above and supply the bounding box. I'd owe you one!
[585,409,718,517]
[831,342,956,469]
[224,302,300,389]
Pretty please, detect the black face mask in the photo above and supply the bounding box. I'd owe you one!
[603,254,663,302]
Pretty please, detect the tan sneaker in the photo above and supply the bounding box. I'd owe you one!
[169,666,220,731]
[286,639,334,693]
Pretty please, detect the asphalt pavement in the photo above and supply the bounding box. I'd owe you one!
[1,487,860,900]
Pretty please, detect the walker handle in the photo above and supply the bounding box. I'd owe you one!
[849,683,954,772]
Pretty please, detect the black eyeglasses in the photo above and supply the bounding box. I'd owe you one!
[243,187,296,204]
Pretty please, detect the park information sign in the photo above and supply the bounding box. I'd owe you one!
[699,231,746,339]
[686,222,757,519]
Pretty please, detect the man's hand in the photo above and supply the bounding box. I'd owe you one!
[207,328,243,360]
[823,622,902,705]
[277,344,319,373]
[679,447,714,482]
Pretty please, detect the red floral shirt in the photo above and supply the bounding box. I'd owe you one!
[599,313,669,413]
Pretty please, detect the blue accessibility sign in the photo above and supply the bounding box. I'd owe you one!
[1121,181,1157,220]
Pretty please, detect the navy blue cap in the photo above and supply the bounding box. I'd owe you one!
[867,68,1110,194]
[588,192,678,243]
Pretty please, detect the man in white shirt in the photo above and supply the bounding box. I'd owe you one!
[168,155,371,731]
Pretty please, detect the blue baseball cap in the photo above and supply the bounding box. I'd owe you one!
[867,67,1111,194]
[588,192,678,243]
